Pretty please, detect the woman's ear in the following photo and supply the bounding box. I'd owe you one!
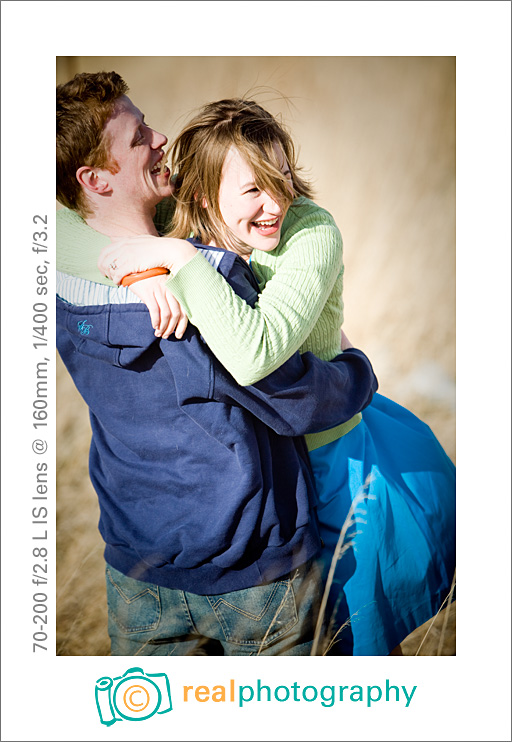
[193,191,208,208]
[76,166,112,195]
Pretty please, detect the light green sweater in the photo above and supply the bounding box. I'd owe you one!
[56,197,361,450]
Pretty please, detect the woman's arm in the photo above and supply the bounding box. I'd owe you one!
[57,200,192,337]
[57,208,114,284]
[99,199,344,385]
[166,200,344,385]
[56,198,176,284]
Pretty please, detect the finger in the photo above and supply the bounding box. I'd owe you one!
[97,245,120,276]
[157,295,177,338]
[155,298,173,338]
[110,262,132,285]
[133,291,161,333]
[111,267,128,285]
[174,312,189,340]
[99,256,124,283]
[161,293,181,338]
[161,312,179,339]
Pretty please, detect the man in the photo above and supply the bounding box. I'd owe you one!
[56,71,377,656]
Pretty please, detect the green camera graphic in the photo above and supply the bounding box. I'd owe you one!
[95,667,172,725]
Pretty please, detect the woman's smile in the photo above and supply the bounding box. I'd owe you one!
[250,216,281,237]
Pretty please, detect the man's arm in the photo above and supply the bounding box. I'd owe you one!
[245,347,376,436]
[163,333,377,439]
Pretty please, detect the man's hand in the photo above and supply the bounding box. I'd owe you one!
[128,275,188,339]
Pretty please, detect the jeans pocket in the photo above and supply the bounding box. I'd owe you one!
[106,566,161,634]
[208,578,298,648]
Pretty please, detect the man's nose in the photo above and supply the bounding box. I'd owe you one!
[150,128,168,149]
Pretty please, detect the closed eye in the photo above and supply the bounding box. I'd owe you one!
[131,120,150,147]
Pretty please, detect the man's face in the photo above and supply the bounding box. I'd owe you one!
[101,95,172,211]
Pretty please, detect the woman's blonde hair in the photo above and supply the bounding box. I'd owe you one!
[166,98,314,251]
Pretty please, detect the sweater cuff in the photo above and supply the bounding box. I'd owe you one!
[305,413,362,451]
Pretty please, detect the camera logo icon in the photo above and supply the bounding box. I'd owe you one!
[95,667,172,725]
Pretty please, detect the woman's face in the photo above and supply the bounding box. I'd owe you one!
[215,145,293,255]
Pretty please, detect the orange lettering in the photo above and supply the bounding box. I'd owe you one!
[212,685,226,702]
[183,685,193,701]
[195,686,210,702]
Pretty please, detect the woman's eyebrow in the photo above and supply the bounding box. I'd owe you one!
[242,166,291,185]
[240,165,291,190]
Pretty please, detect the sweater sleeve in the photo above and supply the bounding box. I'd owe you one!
[56,208,115,285]
[166,200,343,386]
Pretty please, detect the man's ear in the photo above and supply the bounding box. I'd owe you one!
[76,166,112,195]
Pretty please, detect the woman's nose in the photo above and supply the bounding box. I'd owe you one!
[262,192,281,214]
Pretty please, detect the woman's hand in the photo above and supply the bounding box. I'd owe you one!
[340,328,353,350]
[99,235,163,282]
[128,275,189,339]
[98,235,198,285]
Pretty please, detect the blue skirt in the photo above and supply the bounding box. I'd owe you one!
[309,393,456,656]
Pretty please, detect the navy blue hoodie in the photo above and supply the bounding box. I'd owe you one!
[56,245,377,594]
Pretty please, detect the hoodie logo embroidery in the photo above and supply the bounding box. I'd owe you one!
[77,319,93,336]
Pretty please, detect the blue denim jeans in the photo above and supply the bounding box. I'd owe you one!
[106,560,321,656]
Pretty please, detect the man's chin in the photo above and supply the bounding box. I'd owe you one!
[151,173,174,200]
[148,181,173,200]
[161,183,175,198]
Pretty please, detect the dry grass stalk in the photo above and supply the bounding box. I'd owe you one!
[414,572,457,656]
[436,570,456,656]
[256,581,293,656]
[311,475,375,656]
